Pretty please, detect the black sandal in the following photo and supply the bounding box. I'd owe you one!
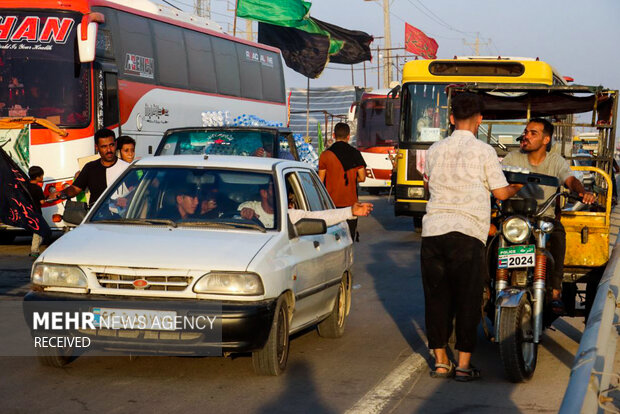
[430,361,455,378]
[454,366,481,382]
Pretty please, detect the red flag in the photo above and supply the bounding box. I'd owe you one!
[404,23,438,59]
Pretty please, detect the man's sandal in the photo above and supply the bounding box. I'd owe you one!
[454,366,481,382]
[430,361,455,378]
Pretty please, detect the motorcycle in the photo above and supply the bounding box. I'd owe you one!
[484,169,585,382]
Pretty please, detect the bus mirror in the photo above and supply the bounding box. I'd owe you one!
[77,22,98,63]
[385,100,394,126]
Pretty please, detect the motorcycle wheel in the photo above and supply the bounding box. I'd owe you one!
[498,294,537,382]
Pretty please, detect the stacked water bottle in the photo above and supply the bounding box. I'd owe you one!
[200,111,319,168]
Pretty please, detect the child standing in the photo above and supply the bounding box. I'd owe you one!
[27,166,45,258]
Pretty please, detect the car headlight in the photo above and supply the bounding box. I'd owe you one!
[32,263,88,288]
[502,217,531,244]
[193,272,264,295]
[407,187,425,199]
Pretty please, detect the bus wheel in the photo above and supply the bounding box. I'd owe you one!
[413,217,423,233]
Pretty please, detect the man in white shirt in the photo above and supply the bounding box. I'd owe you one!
[422,92,522,381]
[239,182,373,229]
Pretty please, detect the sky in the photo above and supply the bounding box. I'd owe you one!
[155,0,620,91]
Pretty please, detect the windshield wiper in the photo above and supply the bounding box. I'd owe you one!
[178,220,266,232]
[93,218,178,228]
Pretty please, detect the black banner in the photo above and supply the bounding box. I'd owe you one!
[313,18,373,64]
[0,147,51,238]
[258,21,330,79]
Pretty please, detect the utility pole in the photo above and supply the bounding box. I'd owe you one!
[245,19,253,41]
[463,32,489,56]
[383,0,391,88]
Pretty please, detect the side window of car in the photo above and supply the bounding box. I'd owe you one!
[311,173,334,209]
[298,171,327,211]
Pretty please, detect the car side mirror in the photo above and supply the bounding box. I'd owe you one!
[294,218,327,236]
[62,201,88,225]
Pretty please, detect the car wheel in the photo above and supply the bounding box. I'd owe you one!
[252,296,290,376]
[35,337,73,368]
[317,275,349,338]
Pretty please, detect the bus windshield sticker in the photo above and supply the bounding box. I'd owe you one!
[124,53,154,79]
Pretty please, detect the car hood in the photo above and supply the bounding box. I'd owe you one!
[41,224,274,271]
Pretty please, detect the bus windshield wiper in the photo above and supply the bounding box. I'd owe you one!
[93,218,177,227]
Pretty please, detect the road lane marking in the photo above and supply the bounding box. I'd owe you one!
[345,352,427,414]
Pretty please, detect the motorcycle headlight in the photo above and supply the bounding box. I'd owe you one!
[32,263,88,288]
[539,220,554,234]
[502,217,531,244]
[193,272,264,295]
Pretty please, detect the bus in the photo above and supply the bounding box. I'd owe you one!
[392,56,568,229]
[352,89,399,192]
[0,0,286,239]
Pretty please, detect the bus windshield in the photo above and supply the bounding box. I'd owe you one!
[0,11,89,127]
[356,98,399,148]
[401,83,449,143]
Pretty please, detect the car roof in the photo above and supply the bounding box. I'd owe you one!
[163,126,292,134]
[134,154,308,171]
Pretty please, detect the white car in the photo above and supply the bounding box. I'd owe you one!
[25,155,353,375]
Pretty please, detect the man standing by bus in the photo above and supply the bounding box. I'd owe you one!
[318,122,366,240]
[502,118,596,313]
[422,93,522,381]
[51,128,129,208]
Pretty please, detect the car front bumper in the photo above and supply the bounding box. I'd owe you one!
[24,291,276,355]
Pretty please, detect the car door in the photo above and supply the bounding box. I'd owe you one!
[289,169,350,325]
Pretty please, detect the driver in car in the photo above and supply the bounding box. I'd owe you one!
[502,118,596,314]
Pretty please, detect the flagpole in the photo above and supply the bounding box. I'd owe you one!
[233,0,238,36]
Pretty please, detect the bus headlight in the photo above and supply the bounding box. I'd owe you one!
[502,217,531,244]
[194,272,264,295]
[407,187,425,199]
[32,264,88,288]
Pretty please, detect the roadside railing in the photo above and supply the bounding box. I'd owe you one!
[559,242,620,413]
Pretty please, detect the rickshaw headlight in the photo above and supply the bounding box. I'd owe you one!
[502,217,531,244]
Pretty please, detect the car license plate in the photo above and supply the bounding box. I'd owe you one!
[92,307,178,331]
[498,244,535,269]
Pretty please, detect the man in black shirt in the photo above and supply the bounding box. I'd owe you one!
[51,128,129,208]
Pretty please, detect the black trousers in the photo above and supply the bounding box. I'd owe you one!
[421,232,484,353]
[548,219,566,291]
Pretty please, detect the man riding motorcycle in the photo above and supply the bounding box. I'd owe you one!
[501,118,596,313]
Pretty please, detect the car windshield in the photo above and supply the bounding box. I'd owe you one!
[0,11,90,127]
[90,167,278,230]
[157,129,278,157]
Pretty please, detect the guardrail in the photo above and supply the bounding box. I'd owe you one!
[559,242,620,413]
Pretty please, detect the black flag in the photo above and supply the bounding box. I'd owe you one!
[0,147,51,238]
[313,18,373,64]
[258,22,331,79]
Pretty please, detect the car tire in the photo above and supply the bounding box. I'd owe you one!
[35,338,73,368]
[252,296,290,376]
[317,275,349,339]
